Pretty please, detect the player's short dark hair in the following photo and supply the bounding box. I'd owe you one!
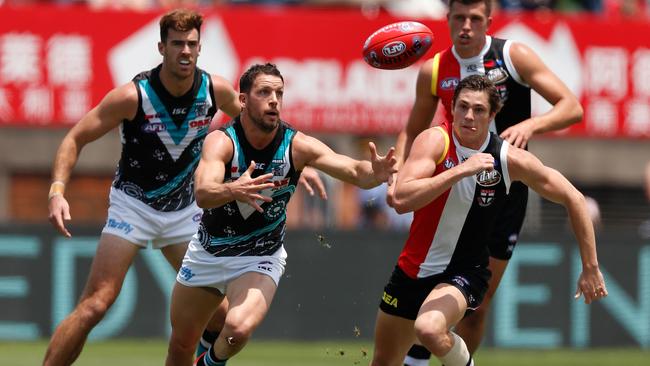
[448,0,493,16]
[239,63,284,94]
[159,8,203,43]
[452,75,502,114]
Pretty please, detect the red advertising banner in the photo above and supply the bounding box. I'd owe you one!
[0,5,648,138]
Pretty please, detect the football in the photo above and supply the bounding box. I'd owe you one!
[362,21,434,70]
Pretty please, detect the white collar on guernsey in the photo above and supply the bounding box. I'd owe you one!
[451,35,492,66]
[452,130,491,163]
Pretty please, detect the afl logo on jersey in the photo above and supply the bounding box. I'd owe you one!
[142,122,167,133]
[440,77,459,91]
[476,169,501,187]
[486,67,508,84]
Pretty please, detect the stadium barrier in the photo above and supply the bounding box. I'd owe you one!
[0,225,648,348]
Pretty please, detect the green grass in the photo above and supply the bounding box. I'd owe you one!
[2,340,648,366]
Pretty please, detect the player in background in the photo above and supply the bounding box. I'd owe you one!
[165,63,396,366]
[43,9,324,366]
[388,0,585,364]
[372,75,606,366]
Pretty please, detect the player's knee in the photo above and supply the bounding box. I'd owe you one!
[414,317,448,356]
[222,318,255,345]
[167,336,195,357]
[77,293,117,324]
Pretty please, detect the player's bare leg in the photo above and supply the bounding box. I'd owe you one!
[455,257,509,353]
[159,242,230,358]
[370,311,417,366]
[166,283,224,366]
[197,299,229,357]
[43,234,139,366]
[208,272,277,361]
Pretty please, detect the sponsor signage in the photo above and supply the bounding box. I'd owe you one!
[0,6,648,137]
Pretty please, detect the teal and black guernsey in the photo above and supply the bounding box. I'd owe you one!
[199,117,301,257]
[113,65,217,211]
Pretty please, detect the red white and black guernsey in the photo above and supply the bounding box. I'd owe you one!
[431,36,531,136]
[397,125,512,279]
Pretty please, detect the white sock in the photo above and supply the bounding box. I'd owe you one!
[404,355,430,366]
[438,332,473,366]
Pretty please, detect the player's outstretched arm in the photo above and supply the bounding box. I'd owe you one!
[508,147,607,304]
[48,83,138,237]
[500,42,583,148]
[194,131,274,212]
[392,128,493,214]
[293,132,396,190]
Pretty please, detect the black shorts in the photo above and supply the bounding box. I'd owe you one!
[379,265,491,320]
[487,181,528,260]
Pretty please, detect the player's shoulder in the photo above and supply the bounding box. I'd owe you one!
[102,82,139,109]
[416,125,449,146]
[505,40,538,61]
[204,128,233,152]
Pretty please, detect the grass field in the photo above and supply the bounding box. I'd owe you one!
[2,340,648,366]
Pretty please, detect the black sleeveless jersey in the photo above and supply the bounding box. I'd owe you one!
[113,65,217,211]
[433,36,532,136]
[198,117,301,257]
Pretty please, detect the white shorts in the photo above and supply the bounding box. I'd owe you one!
[102,187,203,249]
[176,237,287,294]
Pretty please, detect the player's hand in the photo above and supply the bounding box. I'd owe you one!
[460,153,495,176]
[48,195,72,238]
[500,119,535,149]
[231,161,275,212]
[299,166,327,200]
[574,266,608,304]
[369,142,397,183]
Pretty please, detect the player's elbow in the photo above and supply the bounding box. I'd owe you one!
[562,187,586,211]
[391,194,412,214]
[568,98,584,125]
[194,187,211,208]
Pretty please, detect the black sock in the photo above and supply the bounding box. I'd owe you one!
[195,346,227,366]
[407,344,431,359]
[202,329,220,344]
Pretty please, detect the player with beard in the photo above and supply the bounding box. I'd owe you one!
[165,63,397,366]
[43,10,326,366]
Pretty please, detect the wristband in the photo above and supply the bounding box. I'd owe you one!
[48,181,65,200]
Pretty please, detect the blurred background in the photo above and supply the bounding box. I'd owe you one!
[0,0,649,358]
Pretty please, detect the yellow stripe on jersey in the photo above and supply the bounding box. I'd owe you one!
[431,53,441,96]
[433,126,450,165]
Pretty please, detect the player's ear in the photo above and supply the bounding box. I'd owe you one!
[239,93,246,109]
[158,42,164,56]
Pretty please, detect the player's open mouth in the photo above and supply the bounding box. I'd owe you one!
[179,60,191,65]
